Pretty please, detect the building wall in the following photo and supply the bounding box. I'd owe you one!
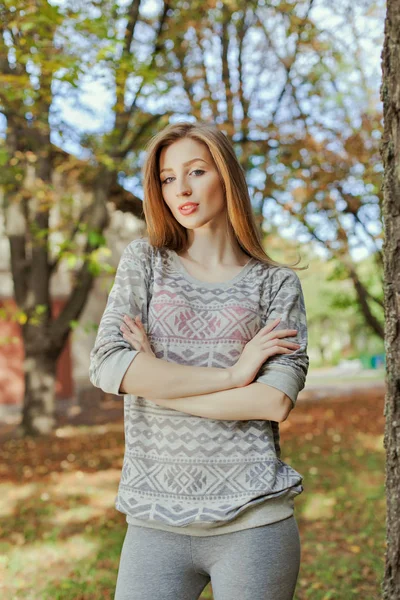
[0,298,74,404]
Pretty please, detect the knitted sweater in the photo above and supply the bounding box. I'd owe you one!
[89,237,309,536]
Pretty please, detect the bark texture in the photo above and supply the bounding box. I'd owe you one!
[380,1,400,597]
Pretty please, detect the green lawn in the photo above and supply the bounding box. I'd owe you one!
[0,390,385,599]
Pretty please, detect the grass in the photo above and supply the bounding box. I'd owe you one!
[0,390,385,600]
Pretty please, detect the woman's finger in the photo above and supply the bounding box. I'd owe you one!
[122,333,140,349]
[121,324,141,341]
[123,315,136,327]
[263,317,281,331]
[122,315,150,352]
[135,316,144,329]
[120,324,135,335]
[123,320,140,335]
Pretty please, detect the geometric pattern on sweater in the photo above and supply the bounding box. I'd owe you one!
[89,237,309,529]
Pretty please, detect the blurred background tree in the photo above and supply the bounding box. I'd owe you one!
[0,0,385,435]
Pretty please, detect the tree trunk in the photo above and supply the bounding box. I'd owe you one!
[8,164,110,436]
[380,0,400,597]
[19,352,58,436]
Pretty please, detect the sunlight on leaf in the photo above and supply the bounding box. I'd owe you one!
[3,536,98,595]
[0,483,36,517]
[302,493,337,521]
[355,432,384,452]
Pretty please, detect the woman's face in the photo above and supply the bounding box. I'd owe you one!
[159,137,226,229]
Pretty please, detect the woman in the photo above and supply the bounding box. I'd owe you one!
[89,121,309,600]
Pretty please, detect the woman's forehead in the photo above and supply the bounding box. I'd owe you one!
[159,138,211,167]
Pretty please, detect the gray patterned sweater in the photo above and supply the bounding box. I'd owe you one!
[89,237,309,536]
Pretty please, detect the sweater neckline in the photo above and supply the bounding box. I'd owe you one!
[167,249,256,288]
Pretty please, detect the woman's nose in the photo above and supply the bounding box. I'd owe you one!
[176,180,192,196]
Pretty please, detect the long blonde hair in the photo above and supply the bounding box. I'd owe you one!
[142,121,307,271]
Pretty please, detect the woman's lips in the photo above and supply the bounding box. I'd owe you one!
[178,204,199,215]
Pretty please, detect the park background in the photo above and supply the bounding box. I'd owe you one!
[0,0,387,598]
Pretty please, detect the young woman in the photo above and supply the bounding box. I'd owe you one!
[89,121,309,600]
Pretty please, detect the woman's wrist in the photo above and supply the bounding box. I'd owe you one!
[227,366,241,389]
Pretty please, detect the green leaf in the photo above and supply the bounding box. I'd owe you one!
[87,231,106,247]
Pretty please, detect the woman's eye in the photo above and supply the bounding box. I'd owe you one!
[161,169,205,185]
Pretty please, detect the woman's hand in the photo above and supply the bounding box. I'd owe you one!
[120,315,156,357]
[229,317,300,388]
[120,315,172,407]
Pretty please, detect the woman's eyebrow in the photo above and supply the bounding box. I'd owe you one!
[160,158,208,175]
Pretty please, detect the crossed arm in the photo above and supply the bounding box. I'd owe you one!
[146,384,292,422]
[119,352,292,422]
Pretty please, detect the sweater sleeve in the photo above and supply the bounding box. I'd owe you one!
[255,267,309,408]
[89,238,153,396]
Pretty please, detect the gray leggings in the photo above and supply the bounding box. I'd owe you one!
[114,515,301,600]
